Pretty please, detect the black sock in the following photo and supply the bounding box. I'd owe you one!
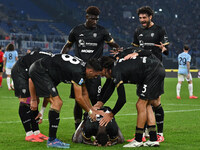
[30,110,39,132]
[18,102,32,133]
[148,125,157,141]
[49,109,60,141]
[75,122,81,130]
[154,104,164,133]
[135,127,144,142]
[74,101,82,130]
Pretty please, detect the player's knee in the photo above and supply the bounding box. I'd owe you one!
[136,100,147,110]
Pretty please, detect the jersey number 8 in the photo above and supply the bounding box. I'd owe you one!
[62,54,80,64]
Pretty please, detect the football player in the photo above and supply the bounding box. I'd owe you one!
[124,6,170,142]
[72,106,124,146]
[29,54,103,148]
[95,52,165,147]
[61,6,120,130]
[3,43,18,90]
[176,45,198,99]
[11,50,53,142]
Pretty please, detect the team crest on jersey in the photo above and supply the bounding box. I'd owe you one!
[22,89,26,94]
[78,78,84,85]
[93,33,97,38]
[52,87,56,92]
[151,33,154,37]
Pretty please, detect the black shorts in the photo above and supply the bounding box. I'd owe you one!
[137,56,165,100]
[11,62,30,98]
[70,76,101,105]
[29,60,58,98]
[0,62,3,72]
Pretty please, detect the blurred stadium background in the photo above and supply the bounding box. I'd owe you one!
[0,0,199,70]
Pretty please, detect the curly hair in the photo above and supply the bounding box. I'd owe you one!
[137,6,154,17]
[6,43,15,51]
[86,6,100,16]
[86,58,102,72]
[99,56,115,70]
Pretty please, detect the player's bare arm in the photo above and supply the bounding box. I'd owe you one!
[124,52,139,60]
[186,61,190,79]
[29,78,38,110]
[60,41,73,54]
[73,83,96,121]
[3,57,6,72]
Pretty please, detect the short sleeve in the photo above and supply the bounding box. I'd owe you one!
[68,28,76,43]
[103,29,113,43]
[71,71,85,86]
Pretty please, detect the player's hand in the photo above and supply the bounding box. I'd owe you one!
[88,109,97,121]
[3,67,5,72]
[38,118,43,124]
[124,52,139,60]
[93,101,104,110]
[155,42,167,53]
[99,112,114,126]
[35,113,43,124]
[30,100,38,111]
[110,47,123,56]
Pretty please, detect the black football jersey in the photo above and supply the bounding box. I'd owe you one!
[40,54,86,86]
[18,51,53,71]
[132,24,169,61]
[112,55,160,87]
[68,24,113,61]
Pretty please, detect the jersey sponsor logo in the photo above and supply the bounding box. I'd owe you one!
[51,125,58,128]
[23,119,31,124]
[78,78,84,85]
[79,34,84,36]
[86,42,97,46]
[39,51,54,56]
[81,49,94,53]
[93,33,97,37]
[140,93,145,97]
[78,39,97,47]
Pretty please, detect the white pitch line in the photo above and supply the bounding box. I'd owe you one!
[1,109,200,124]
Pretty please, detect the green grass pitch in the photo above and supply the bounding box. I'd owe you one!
[0,78,200,150]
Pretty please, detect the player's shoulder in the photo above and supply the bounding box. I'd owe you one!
[74,24,85,29]
[70,24,85,33]
[153,24,165,31]
[96,24,106,30]
[178,52,183,56]
[135,25,143,32]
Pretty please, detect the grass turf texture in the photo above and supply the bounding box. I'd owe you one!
[0,78,200,150]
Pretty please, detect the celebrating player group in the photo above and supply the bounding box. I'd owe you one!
[10,5,171,149]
